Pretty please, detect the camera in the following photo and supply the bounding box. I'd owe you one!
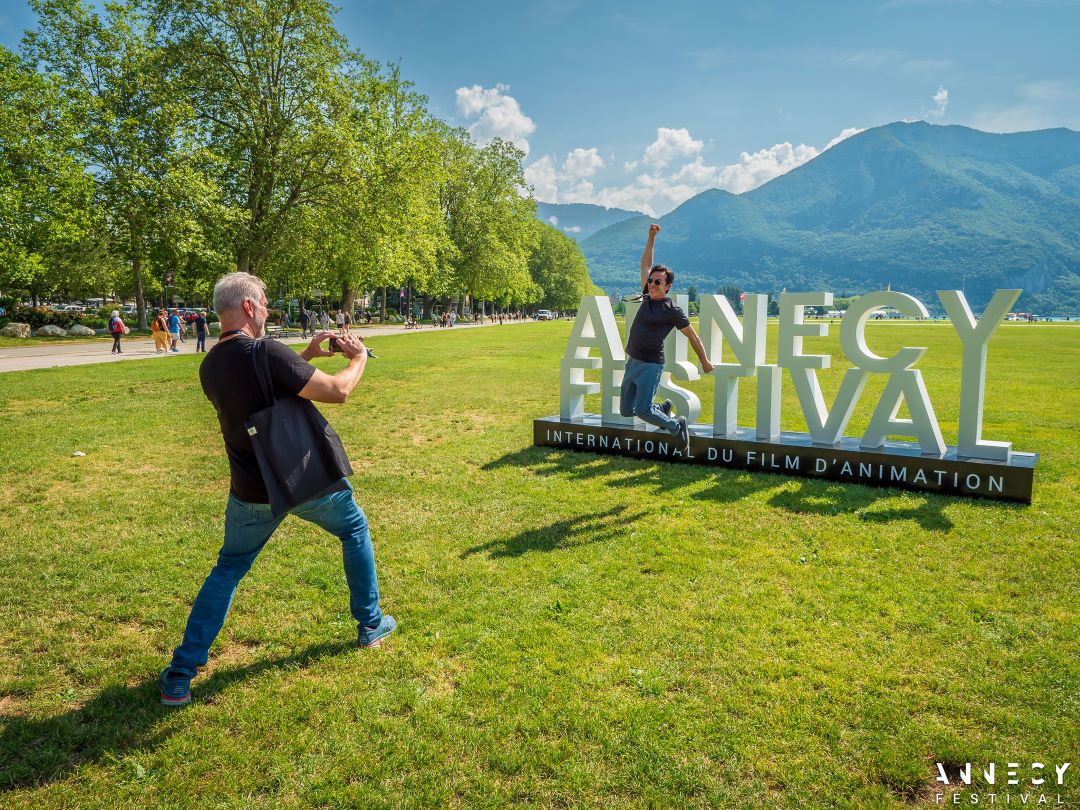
[327,336,377,359]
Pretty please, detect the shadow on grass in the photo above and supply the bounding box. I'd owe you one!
[0,639,353,792]
[461,505,648,559]
[483,446,1002,532]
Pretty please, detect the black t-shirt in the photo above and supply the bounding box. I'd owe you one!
[195,315,208,334]
[626,297,691,364]
[200,336,318,503]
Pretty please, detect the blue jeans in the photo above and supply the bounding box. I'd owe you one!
[620,357,680,432]
[168,479,382,677]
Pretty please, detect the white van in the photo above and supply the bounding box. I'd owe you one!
[536,310,554,321]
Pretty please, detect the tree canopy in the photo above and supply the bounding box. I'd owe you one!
[0,0,596,317]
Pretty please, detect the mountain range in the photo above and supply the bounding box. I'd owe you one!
[534,201,643,242]
[546,122,1080,315]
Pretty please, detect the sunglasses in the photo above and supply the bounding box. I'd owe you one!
[648,278,667,286]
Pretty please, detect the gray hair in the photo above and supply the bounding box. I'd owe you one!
[213,272,266,314]
[111,309,119,317]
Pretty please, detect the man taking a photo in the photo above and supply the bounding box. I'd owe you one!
[159,271,396,707]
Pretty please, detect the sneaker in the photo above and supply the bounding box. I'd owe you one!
[659,399,673,417]
[170,348,179,353]
[357,615,397,648]
[159,668,191,707]
[675,416,690,453]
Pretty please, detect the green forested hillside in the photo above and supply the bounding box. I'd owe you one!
[582,122,1080,315]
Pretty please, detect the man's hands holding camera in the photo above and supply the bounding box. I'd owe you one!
[301,330,370,362]
[330,333,369,360]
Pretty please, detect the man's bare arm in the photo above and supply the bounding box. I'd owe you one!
[680,325,715,374]
[298,333,368,404]
[640,223,661,287]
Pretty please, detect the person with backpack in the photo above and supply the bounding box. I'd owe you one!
[108,310,127,354]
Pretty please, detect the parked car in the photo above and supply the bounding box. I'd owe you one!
[535,310,554,321]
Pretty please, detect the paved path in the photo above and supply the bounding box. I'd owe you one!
[0,321,509,373]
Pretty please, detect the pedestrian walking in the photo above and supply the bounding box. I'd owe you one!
[108,310,128,354]
[152,309,170,354]
[168,309,183,352]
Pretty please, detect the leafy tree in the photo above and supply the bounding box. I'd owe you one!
[717,284,743,315]
[0,45,95,305]
[26,0,218,326]
[440,133,537,309]
[318,64,451,318]
[162,0,361,275]
[527,220,595,310]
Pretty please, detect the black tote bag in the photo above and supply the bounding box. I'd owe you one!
[244,339,353,517]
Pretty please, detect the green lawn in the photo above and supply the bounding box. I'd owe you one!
[0,321,1076,808]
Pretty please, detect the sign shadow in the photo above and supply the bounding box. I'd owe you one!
[460,505,648,559]
[486,446,1007,533]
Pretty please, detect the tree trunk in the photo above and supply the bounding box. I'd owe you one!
[341,281,353,319]
[133,253,147,330]
[380,286,386,322]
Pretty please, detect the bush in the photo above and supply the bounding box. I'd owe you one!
[11,307,84,329]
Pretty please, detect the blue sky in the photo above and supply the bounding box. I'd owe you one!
[3,0,1078,216]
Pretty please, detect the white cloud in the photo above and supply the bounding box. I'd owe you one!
[643,127,703,168]
[925,85,949,118]
[525,148,606,209]
[713,142,819,193]
[561,147,604,180]
[455,83,536,156]
[547,215,559,226]
[565,226,582,233]
[526,126,865,218]
[523,155,558,200]
[824,127,865,149]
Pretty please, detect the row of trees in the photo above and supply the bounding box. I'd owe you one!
[0,0,596,328]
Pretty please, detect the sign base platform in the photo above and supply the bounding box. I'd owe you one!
[533,415,1036,503]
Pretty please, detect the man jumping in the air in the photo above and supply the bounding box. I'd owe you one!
[620,223,714,452]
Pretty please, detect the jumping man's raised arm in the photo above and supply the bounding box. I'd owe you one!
[640,223,661,288]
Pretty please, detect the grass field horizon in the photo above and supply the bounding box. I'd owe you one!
[0,320,1076,807]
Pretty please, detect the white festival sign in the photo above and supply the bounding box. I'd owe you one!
[559,289,1022,462]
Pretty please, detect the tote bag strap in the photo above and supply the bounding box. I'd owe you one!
[250,339,277,406]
